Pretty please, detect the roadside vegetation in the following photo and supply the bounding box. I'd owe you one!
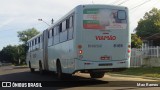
[111,67,160,78]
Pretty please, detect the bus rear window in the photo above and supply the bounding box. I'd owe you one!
[117,10,126,20]
[83,8,127,30]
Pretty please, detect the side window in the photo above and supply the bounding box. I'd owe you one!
[66,19,69,29]
[54,26,59,35]
[27,42,29,52]
[68,16,74,40]
[69,16,73,28]
[30,42,31,46]
[38,37,40,43]
[29,42,31,52]
[28,42,29,47]
[40,35,42,43]
[59,23,62,32]
[60,20,68,42]
[52,28,54,36]
[49,29,52,38]
[32,40,34,46]
[35,39,37,45]
[54,27,57,36]
[62,21,66,31]
[54,25,60,44]
[40,35,43,49]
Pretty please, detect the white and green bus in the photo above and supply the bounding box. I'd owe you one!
[26,4,131,79]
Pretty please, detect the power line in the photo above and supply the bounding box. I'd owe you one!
[131,0,158,14]
[110,0,123,5]
[130,0,159,23]
[118,0,129,5]
[130,0,151,10]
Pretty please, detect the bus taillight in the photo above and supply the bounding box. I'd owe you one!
[128,45,131,53]
[79,50,83,54]
[128,49,131,53]
[78,45,82,49]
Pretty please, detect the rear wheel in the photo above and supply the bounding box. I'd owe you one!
[56,61,63,79]
[90,72,105,78]
[29,62,35,72]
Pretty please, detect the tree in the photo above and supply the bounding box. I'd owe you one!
[136,8,160,38]
[0,28,39,65]
[17,28,40,44]
[0,45,18,63]
[17,28,40,65]
[17,44,26,64]
[131,34,142,48]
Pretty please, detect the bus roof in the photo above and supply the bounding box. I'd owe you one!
[27,32,43,42]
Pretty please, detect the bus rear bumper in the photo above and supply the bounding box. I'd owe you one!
[74,59,130,73]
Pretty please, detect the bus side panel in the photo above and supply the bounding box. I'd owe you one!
[47,13,77,74]
[65,40,75,73]
[48,45,57,72]
[26,43,43,69]
[47,40,75,73]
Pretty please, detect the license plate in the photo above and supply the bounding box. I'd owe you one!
[99,63,112,66]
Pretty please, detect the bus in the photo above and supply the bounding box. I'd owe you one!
[26,4,131,79]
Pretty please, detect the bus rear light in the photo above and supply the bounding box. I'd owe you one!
[79,50,83,54]
[128,49,131,53]
[77,45,82,49]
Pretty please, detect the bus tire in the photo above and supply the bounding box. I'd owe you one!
[90,72,105,78]
[29,62,35,72]
[56,60,63,79]
[39,61,44,74]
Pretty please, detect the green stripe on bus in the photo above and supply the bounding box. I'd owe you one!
[83,9,99,14]
[83,20,99,24]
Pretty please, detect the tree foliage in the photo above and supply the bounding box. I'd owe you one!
[0,28,40,65]
[0,45,18,63]
[136,8,160,38]
[17,28,40,44]
[131,34,142,48]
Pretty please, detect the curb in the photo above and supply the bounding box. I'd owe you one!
[107,73,160,81]
[13,66,28,69]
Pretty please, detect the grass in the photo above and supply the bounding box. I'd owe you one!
[111,67,160,78]
[13,63,27,66]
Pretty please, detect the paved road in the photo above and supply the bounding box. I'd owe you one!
[0,66,160,90]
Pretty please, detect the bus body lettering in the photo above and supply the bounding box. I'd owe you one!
[95,35,116,40]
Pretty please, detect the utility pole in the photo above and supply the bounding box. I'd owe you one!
[51,18,54,24]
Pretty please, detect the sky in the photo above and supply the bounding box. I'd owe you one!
[0,0,160,50]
